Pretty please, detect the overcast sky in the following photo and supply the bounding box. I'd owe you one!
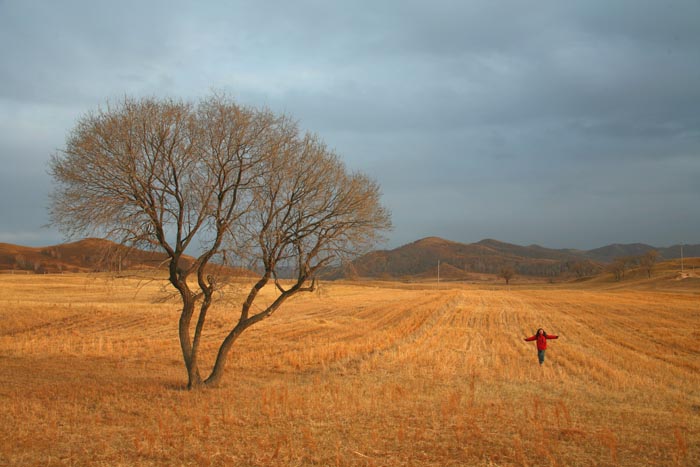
[1,0,698,250]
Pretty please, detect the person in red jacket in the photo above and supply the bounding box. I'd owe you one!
[524,328,559,365]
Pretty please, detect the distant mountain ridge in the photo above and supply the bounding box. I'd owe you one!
[1,237,697,279]
[340,237,698,280]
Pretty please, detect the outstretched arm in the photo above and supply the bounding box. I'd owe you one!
[546,334,559,339]
[524,335,536,341]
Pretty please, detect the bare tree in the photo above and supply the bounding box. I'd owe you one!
[49,94,391,389]
[569,259,602,279]
[607,257,629,281]
[639,250,658,278]
[499,265,515,285]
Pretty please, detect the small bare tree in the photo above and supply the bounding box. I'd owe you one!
[50,94,391,389]
[639,250,658,278]
[499,265,515,285]
[607,257,628,281]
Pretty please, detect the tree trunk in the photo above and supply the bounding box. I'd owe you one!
[187,363,203,389]
[204,324,245,387]
[204,291,292,388]
[178,296,203,389]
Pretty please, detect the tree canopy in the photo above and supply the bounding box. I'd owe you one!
[50,94,391,388]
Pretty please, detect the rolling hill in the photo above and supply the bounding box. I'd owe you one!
[575,256,700,292]
[0,238,159,273]
[2,236,697,280]
[0,238,253,276]
[585,242,700,263]
[338,237,699,280]
[340,237,596,280]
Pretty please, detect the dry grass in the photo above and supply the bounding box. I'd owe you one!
[1,272,698,466]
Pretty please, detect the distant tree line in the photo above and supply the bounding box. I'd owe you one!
[348,254,605,280]
[606,250,658,281]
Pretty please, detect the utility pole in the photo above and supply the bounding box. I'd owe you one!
[681,243,684,273]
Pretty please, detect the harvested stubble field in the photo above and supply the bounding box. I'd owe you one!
[1,272,698,467]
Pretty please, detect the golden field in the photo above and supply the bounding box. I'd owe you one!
[1,267,698,466]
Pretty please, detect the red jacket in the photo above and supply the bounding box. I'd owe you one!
[525,333,558,350]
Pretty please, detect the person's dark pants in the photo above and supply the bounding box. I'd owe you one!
[538,349,546,365]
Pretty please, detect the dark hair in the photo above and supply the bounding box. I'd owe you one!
[537,328,546,336]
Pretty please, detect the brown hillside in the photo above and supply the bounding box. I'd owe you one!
[584,242,657,263]
[0,242,80,273]
[0,238,174,273]
[415,261,472,281]
[0,238,254,276]
[572,257,700,292]
[347,237,601,279]
[475,238,583,261]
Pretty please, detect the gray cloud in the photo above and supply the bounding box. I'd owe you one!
[1,0,698,249]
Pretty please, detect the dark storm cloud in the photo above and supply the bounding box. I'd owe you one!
[0,0,698,249]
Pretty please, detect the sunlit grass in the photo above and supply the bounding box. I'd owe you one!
[1,273,698,466]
